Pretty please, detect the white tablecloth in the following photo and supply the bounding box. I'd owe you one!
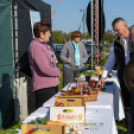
[90,70,124,120]
[85,108,117,134]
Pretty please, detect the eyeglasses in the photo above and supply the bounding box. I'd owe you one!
[76,35,81,38]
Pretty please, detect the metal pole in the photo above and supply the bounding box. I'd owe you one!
[95,18,97,66]
[83,9,85,35]
[96,0,99,65]
[91,0,94,70]
[101,0,104,55]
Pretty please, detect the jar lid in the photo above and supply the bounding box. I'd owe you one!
[83,89,89,92]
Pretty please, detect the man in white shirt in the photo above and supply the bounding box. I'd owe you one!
[97,18,133,134]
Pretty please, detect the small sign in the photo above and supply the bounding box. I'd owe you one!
[50,107,85,123]
[77,121,104,133]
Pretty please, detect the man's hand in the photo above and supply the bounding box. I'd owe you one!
[96,77,105,88]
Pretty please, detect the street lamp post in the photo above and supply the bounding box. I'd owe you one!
[80,9,85,35]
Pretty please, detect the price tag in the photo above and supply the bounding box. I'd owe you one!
[77,121,104,133]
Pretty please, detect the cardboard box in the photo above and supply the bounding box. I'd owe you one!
[50,96,85,123]
[21,124,66,134]
[55,96,85,106]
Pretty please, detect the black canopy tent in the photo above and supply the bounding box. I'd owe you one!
[12,0,52,78]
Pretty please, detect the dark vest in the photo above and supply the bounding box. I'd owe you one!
[114,37,134,83]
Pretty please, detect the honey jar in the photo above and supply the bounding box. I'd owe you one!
[71,87,76,94]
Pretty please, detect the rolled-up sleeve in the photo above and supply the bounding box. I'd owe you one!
[102,42,116,78]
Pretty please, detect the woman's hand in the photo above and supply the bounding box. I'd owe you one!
[55,77,59,81]
[55,75,61,81]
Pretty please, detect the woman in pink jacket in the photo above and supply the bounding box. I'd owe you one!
[29,19,61,109]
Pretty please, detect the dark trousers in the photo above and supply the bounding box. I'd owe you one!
[120,82,132,134]
[34,86,58,109]
[63,68,82,87]
[130,92,134,134]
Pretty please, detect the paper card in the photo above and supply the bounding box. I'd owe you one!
[77,121,104,133]
[50,107,85,123]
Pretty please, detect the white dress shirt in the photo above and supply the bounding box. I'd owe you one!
[102,36,130,78]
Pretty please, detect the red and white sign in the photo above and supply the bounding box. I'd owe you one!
[50,107,85,123]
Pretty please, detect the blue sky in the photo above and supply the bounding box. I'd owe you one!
[43,0,134,33]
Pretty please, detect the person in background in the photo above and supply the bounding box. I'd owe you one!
[60,31,88,87]
[124,25,134,134]
[28,19,61,109]
[97,18,134,134]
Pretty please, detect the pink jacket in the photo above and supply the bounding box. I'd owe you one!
[28,38,61,91]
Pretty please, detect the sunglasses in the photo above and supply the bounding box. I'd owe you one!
[76,35,81,38]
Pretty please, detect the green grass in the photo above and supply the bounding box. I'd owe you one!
[116,119,127,134]
[103,46,111,51]
[58,64,63,91]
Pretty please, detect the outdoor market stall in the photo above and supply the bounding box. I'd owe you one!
[17,70,124,134]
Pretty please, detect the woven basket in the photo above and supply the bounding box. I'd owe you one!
[60,79,98,102]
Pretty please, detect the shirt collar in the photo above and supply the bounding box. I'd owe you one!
[120,35,130,42]
[72,40,79,47]
[33,38,47,45]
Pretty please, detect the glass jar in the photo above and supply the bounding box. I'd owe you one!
[89,80,96,88]
[76,90,81,95]
[71,87,76,94]
[82,90,89,96]
[86,75,90,82]
[108,71,113,78]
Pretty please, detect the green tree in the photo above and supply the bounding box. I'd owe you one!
[64,32,71,42]
[52,31,64,44]
[52,31,91,44]
[104,29,117,44]
[81,32,91,39]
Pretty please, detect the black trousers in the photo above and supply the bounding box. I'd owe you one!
[130,92,134,134]
[120,82,131,108]
[120,82,132,133]
[63,68,82,87]
[34,86,58,109]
